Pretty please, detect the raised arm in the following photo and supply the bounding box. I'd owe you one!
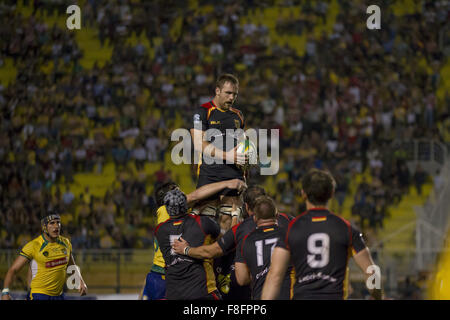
[186,179,246,205]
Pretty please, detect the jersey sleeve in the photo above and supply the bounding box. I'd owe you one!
[235,234,248,264]
[19,241,35,260]
[350,224,367,254]
[201,216,221,239]
[275,224,289,250]
[218,224,238,254]
[191,107,209,131]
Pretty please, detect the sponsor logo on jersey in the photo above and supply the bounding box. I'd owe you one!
[43,251,49,257]
[45,257,68,268]
[312,216,327,222]
[173,221,183,226]
[210,121,220,125]
[263,228,274,232]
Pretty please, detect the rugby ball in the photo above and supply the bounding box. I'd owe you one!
[236,139,258,166]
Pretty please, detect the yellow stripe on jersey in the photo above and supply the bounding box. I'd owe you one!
[20,234,72,296]
[263,228,274,232]
[152,206,170,272]
[203,234,218,294]
[290,268,296,299]
[173,221,182,226]
[312,216,327,222]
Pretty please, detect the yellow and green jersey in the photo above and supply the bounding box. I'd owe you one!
[19,234,72,296]
[151,206,170,274]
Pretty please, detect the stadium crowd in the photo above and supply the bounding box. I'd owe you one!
[0,0,449,267]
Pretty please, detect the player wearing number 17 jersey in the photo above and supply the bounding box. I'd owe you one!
[262,169,383,300]
[235,196,292,300]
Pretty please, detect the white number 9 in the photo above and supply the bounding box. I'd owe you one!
[307,233,330,268]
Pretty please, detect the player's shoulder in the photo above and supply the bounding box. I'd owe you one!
[327,211,352,228]
[238,217,255,231]
[58,236,72,247]
[24,235,44,249]
[278,212,295,222]
[156,205,170,224]
[200,101,215,109]
[229,107,244,117]
[155,217,174,234]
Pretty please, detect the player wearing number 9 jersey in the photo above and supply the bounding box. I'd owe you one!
[262,169,383,300]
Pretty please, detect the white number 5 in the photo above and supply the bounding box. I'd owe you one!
[307,233,330,268]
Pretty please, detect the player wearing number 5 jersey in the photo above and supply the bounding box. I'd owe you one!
[154,189,222,300]
[262,169,383,300]
[235,196,293,300]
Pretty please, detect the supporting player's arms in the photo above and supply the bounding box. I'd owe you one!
[352,247,383,300]
[234,262,251,286]
[68,254,88,296]
[186,179,247,206]
[190,128,245,164]
[261,247,290,300]
[1,255,29,300]
[172,237,224,259]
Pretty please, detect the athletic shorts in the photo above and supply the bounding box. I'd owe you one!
[29,293,65,300]
[142,271,166,300]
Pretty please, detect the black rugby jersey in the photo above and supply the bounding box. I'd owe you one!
[155,214,220,300]
[277,208,366,300]
[191,101,245,180]
[237,224,292,300]
[216,213,294,300]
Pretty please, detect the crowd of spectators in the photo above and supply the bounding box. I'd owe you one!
[0,0,449,251]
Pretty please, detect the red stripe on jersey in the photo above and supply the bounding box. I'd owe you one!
[229,107,244,126]
[201,101,214,109]
[45,257,68,268]
[278,212,290,222]
[155,218,172,236]
[240,232,251,264]
[232,222,242,246]
[285,210,309,251]
[190,214,206,235]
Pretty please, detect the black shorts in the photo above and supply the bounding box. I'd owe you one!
[196,174,244,198]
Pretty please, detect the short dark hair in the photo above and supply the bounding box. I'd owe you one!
[155,182,178,207]
[254,196,277,220]
[301,169,336,206]
[243,185,266,211]
[216,73,239,90]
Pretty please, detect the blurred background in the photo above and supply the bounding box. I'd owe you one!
[0,0,449,299]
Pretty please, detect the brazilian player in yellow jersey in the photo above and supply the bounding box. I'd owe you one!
[140,178,246,300]
[1,213,87,300]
